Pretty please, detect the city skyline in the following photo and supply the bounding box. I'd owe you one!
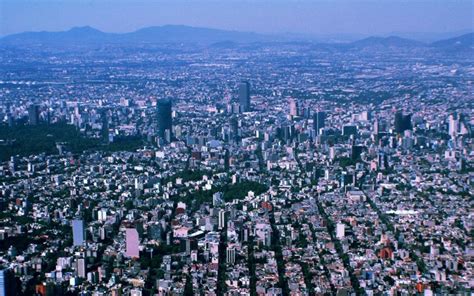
[0,1,472,295]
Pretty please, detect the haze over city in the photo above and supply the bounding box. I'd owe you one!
[1,0,473,38]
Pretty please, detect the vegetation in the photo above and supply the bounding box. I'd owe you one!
[0,123,143,161]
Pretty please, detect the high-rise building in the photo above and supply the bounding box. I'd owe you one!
[72,219,85,247]
[336,223,345,239]
[28,105,40,125]
[289,98,298,116]
[313,111,326,135]
[218,209,227,230]
[448,113,459,137]
[77,258,86,278]
[0,269,16,296]
[373,118,380,135]
[351,145,364,161]
[394,111,412,134]
[238,81,250,112]
[126,228,140,258]
[226,245,236,265]
[342,125,357,136]
[157,99,172,139]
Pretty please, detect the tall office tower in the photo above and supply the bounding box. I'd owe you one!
[289,98,298,116]
[351,145,364,160]
[125,228,140,258]
[72,219,85,247]
[0,269,16,296]
[336,223,345,239]
[6,114,14,127]
[373,119,380,135]
[378,152,388,170]
[394,112,403,133]
[360,110,371,121]
[229,116,239,141]
[394,111,412,134]
[101,110,109,141]
[77,258,86,278]
[226,245,236,265]
[218,209,227,230]
[28,104,40,125]
[238,81,250,112]
[157,99,172,139]
[313,111,326,135]
[403,114,412,131]
[448,113,459,137]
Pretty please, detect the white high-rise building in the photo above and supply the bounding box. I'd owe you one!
[336,223,345,239]
[77,258,86,278]
[448,114,459,137]
[218,209,226,230]
[226,246,236,265]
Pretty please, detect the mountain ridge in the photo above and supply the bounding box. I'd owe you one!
[0,25,472,50]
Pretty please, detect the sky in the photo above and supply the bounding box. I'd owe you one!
[0,0,473,36]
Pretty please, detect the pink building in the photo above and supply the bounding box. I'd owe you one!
[126,228,140,258]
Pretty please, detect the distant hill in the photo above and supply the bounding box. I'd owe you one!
[0,26,115,46]
[431,33,474,50]
[0,25,273,46]
[123,25,268,43]
[350,36,425,48]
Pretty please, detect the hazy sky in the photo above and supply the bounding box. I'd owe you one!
[0,0,473,36]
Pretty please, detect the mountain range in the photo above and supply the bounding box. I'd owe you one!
[0,25,472,51]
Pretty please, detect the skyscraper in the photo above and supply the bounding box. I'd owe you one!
[0,269,16,296]
[226,245,236,265]
[336,223,345,239]
[77,258,86,278]
[157,99,172,139]
[313,111,326,135]
[125,228,140,258]
[289,98,298,116]
[238,81,250,112]
[28,105,40,125]
[448,113,459,137]
[218,209,227,230]
[394,111,412,134]
[72,219,85,247]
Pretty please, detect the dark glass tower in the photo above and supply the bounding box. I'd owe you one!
[28,105,40,125]
[238,82,250,112]
[157,99,172,139]
[394,111,412,134]
[313,111,326,135]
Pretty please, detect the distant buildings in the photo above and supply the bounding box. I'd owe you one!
[72,219,85,247]
[0,35,472,296]
[238,82,250,112]
[157,99,172,141]
[125,228,140,258]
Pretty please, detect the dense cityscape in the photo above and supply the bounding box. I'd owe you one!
[0,24,473,296]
